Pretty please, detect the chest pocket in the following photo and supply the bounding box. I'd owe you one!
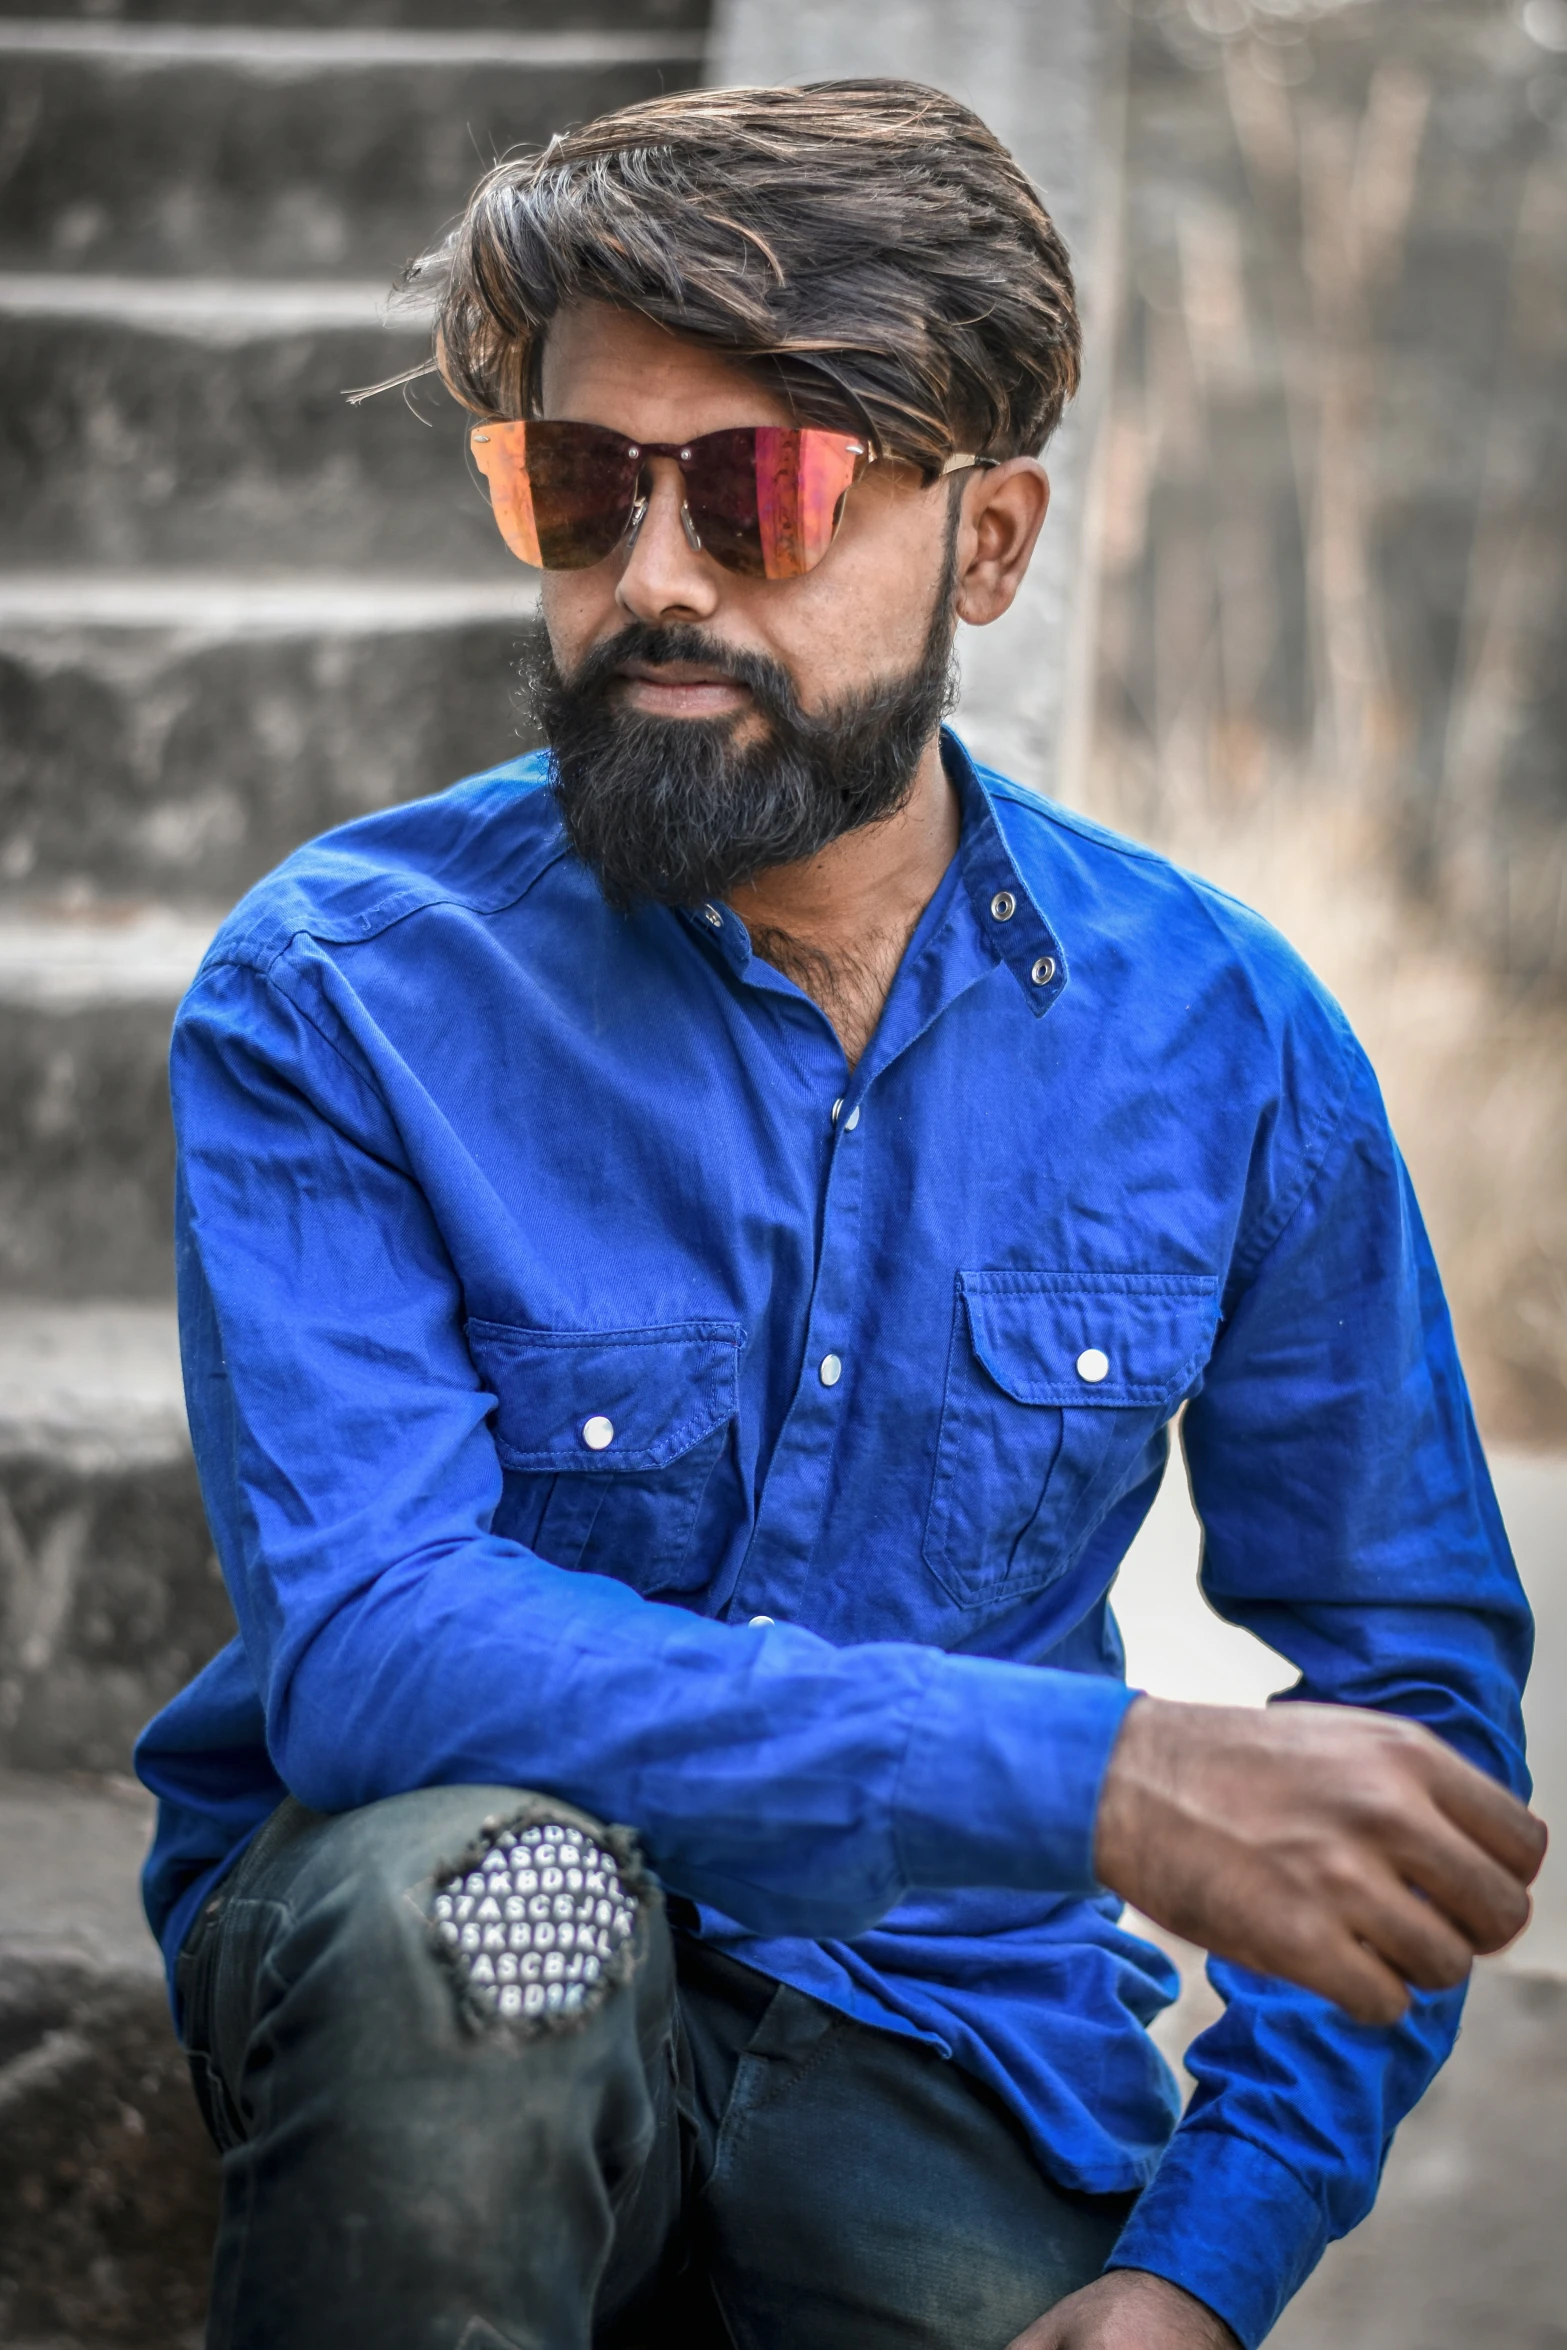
[923,1271,1218,1610]
[466,1317,742,1597]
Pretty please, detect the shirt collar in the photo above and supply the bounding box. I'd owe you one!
[943,728,1068,1018]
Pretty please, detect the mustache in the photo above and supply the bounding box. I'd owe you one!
[562,622,807,727]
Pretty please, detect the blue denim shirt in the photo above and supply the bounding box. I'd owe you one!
[136,733,1531,2347]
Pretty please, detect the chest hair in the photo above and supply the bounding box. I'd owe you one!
[747,917,918,1069]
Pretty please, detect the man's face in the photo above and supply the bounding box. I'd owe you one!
[538,300,960,737]
[528,302,966,908]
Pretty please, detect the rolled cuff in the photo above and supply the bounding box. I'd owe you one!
[1106,2121,1327,2348]
[896,1657,1139,1896]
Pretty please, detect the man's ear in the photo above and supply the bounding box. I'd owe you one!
[953,458,1051,627]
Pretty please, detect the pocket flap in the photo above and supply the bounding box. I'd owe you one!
[958,1272,1217,1408]
[465,1318,742,1473]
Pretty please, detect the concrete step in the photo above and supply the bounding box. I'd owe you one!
[0,1770,216,2348]
[0,285,522,570]
[0,919,208,1299]
[0,571,541,1292]
[0,1304,230,1774]
[0,0,702,27]
[0,25,707,280]
[0,571,541,902]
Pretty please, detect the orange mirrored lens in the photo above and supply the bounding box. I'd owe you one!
[754,428,866,578]
[471,422,641,571]
[671,428,866,579]
[470,423,542,567]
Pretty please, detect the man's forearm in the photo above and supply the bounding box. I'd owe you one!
[270,1542,1138,1938]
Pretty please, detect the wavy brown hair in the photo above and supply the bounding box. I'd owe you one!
[420,79,1080,473]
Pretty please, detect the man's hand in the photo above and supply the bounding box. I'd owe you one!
[1007,2270,1238,2349]
[1094,1696,1548,2024]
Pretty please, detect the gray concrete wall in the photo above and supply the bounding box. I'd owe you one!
[710,0,1125,804]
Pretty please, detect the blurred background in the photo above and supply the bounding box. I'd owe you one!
[0,0,1562,2342]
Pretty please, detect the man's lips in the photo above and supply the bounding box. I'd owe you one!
[615,659,751,717]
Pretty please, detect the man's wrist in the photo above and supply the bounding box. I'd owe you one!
[1103,2269,1239,2346]
[1006,2267,1240,2349]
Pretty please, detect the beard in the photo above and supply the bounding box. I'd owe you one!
[524,543,960,913]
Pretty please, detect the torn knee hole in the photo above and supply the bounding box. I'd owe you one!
[430,1813,643,2033]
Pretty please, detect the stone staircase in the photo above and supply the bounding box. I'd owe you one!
[0,6,708,2339]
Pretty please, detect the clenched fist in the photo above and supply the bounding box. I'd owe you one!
[1094,1696,1548,2024]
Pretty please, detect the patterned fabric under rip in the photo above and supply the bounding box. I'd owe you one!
[430,1815,641,2032]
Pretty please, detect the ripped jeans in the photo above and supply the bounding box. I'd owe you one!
[177,1785,1134,2350]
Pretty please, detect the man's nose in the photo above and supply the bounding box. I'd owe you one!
[615,457,723,626]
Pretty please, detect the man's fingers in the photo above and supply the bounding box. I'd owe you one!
[1368,1776,1539,1949]
[1425,1747,1548,1887]
[1395,1816,1535,1953]
[1349,1873,1480,1993]
[1293,1929,1412,2027]
[1209,1895,1416,2026]
[1397,1738,1547,1948]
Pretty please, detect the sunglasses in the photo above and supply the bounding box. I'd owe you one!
[470,420,986,582]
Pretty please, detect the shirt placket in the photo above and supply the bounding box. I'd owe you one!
[727,1081,870,1624]
[693,737,1066,1630]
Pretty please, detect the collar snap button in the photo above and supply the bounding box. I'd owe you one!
[1031,955,1056,987]
[991,890,1016,921]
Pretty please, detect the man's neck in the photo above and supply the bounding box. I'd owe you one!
[725,734,960,1069]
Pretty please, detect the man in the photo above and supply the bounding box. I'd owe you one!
[137,80,1544,2350]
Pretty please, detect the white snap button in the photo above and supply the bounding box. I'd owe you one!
[748,1614,775,1628]
[703,904,723,929]
[991,890,1016,921]
[1031,955,1056,987]
[1075,1349,1109,1384]
[844,1105,860,1131]
[831,1097,844,1123]
[819,1353,843,1388]
[582,1415,616,1449]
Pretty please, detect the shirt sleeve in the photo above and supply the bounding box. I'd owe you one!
[169,950,1133,1942]
[1105,1035,1534,2348]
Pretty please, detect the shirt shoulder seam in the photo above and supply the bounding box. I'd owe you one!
[180,940,394,1138]
[979,774,1167,868]
[982,775,1329,943]
[200,835,576,981]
